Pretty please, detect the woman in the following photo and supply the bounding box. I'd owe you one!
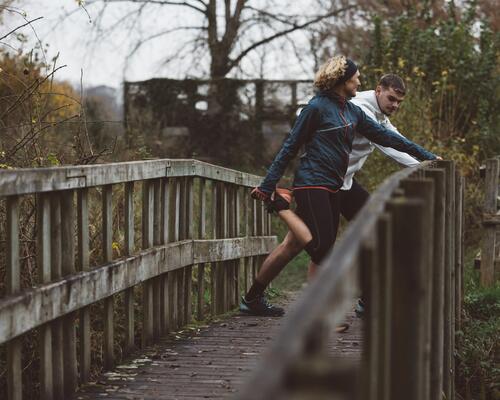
[240,56,438,318]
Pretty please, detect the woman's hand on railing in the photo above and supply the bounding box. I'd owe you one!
[251,187,270,202]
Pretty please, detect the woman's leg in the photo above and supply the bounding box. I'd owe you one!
[277,209,312,247]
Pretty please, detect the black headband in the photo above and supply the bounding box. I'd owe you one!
[338,59,358,84]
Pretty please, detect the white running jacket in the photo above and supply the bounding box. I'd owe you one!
[343,90,419,190]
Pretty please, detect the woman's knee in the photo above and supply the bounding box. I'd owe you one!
[282,232,305,255]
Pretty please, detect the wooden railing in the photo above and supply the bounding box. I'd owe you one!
[481,157,500,286]
[238,160,464,400]
[0,159,276,400]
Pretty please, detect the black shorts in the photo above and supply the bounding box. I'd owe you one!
[294,180,369,264]
[339,179,370,221]
[295,189,340,264]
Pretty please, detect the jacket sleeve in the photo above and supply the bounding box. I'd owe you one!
[373,120,420,167]
[355,106,436,161]
[259,104,320,193]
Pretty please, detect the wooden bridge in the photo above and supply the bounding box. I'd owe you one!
[0,159,464,400]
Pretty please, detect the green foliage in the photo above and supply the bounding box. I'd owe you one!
[456,258,500,399]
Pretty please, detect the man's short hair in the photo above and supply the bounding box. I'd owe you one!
[378,74,406,95]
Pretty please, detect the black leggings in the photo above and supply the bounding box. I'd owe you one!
[294,180,370,264]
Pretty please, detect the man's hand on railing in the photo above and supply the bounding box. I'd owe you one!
[251,187,270,202]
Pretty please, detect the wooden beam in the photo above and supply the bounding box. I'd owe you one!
[0,159,262,196]
[0,236,276,345]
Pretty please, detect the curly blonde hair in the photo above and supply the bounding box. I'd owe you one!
[314,56,347,91]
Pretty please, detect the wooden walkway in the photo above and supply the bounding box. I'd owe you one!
[76,294,362,400]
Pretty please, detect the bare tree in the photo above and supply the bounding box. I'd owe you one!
[80,0,356,80]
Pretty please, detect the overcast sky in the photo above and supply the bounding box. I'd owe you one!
[3,1,318,90]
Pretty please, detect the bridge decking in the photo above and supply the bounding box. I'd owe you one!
[76,294,362,400]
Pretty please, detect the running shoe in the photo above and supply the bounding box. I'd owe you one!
[355,298,365,318]
[239,295,285,317]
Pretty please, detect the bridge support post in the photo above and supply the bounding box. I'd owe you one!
[437,160,456,400]
[424,168,447,400]
[387,196,430,400]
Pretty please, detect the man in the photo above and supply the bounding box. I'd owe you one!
[239,60,438,317]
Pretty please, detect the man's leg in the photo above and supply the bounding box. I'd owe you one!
[339,179,370,317]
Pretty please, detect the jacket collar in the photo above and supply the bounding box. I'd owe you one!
[319,90,348,107]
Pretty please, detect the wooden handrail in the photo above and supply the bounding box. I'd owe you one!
[0,159,275,400]
[0,158,262,196]
[237,160,464,400]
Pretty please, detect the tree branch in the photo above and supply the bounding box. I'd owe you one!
[227,5,355,72]
[87,0,207,15]
[0,16,43,41]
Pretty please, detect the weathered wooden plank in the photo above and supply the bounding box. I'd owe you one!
[123,182,135,352]
[437,160,455,400]
[161,178,170,244]
[77,188,92,383]
[0,236,276,344]
[376,214,392,400]
[36,192,54,400]
[6,196,22,400]
[0,159,262,196]
[61,190,78,396]
[197,178,207,321]
[185,178,194,324]
[50,192,64,400]
[142,180,154,346]
[360,236,379,400]
[153,179,162,338]
[388,198,428,400]
[424,168,446,400]
[481,158,499,285]
[102,185,115,370]
[401,178,435,400]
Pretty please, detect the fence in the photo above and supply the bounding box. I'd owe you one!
[238,160,464,400]
[481,157,500,286]
[0,159,276,400]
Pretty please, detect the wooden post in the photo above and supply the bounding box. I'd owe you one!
[211,181,218,316]
[481,158,498,286]
[401,178,435,400]
[142,180,154,346]
[124,182,135,352]
[388,197,428,400]
[235,186,242,306]
[6,196,22,400]
[424,168,446,400]
[161,178,171,333]
[153,179,162,339]
[77,188,92,382]
[37,193,54,400]
[61,190,78,396]
[184,177,194,324]
[177,178,186,326]
[102,185,114,370]
[197,178,206,321]
[376,214,392,400]
[360,235,380,400]
[50,192,64,400]
[437,160,456,400]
